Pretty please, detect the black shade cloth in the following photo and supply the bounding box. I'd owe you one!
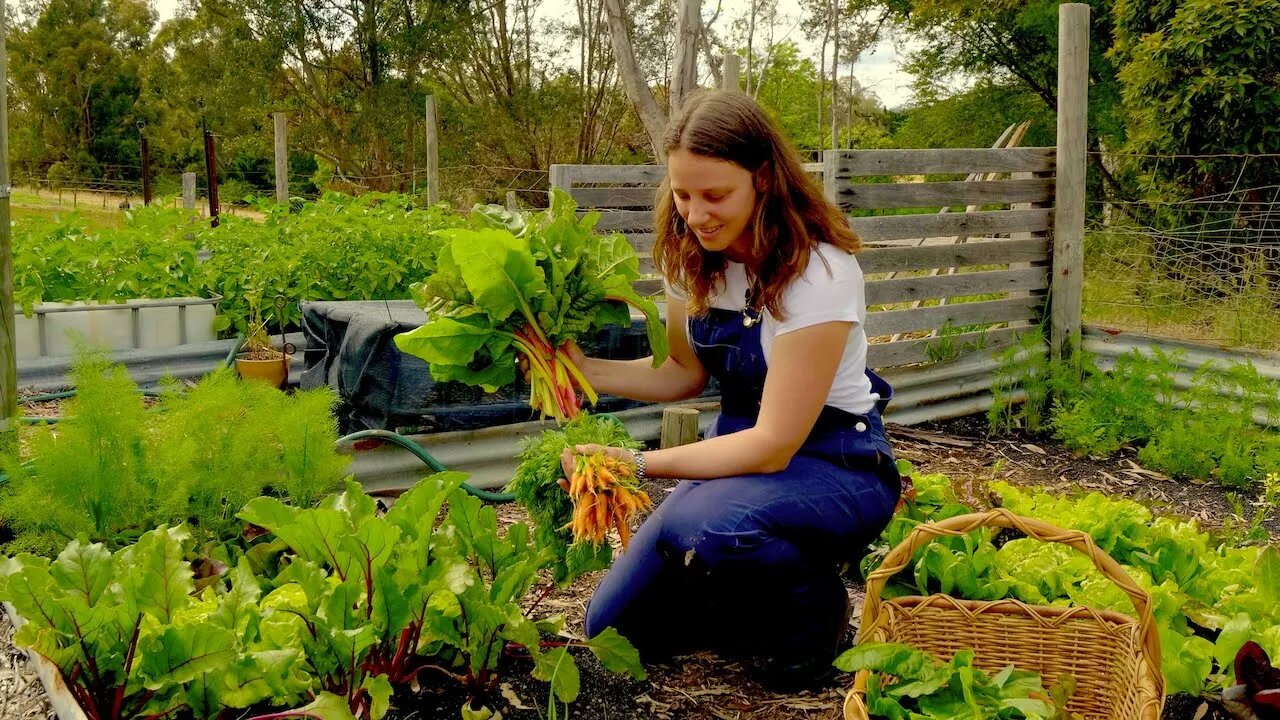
[300,301,698,434]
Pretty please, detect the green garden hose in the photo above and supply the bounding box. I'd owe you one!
[334,429,516,503]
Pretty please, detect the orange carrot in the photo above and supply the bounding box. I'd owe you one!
[614,504,632,550]
[563,450,654,549]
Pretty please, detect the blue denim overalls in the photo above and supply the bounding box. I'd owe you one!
[584,307,901,663]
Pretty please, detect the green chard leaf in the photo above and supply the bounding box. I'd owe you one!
[601,274,668,365]
[138,622,239,688]
[237,499,355,578]
[584,626,647,680]
[281,692,359,720]
[533,647,581,704]
[119,525,195,624]
[385,471,472,541]
[445,228,547,324]
[361,673,394,720]
[394,314,502,367]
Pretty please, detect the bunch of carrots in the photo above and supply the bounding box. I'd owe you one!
[563,451,653,551]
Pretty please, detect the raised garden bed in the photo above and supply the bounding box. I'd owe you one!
[13,296,220,361]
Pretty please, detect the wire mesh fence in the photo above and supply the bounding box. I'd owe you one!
[1084,153,1280,350]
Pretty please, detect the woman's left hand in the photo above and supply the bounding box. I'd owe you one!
[559,444,636,489]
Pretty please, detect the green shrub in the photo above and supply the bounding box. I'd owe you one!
[991,328,1280,485]
[0,356,350,553]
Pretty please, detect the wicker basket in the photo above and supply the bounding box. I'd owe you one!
[844,509,1165,720]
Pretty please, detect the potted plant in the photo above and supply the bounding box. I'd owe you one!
[235,298,290,389]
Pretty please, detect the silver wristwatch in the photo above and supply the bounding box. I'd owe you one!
[630,449,647,482]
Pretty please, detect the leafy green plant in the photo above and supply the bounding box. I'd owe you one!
[241,478,446,719]
[11,192,467,337]
[859,463,983,586]
[10,206,206,315]
[200,192,467,335]
[992,481,1280,696]
[988,330,1055,434]
[990,328,1280,485]
[394,190,668,421]
[147,369,349,538]
[835,642,1079,720]
[238,294,282,360]
[240,474,645,715]
[862,472,1280,698]
[507,413,642,585]
[1138,361,1280,486]
[0,358,349,554]
[1,355,151,551]
[0,527,310,720]
[925,322,989,364]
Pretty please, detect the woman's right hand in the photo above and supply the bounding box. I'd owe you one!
[560,339,588,370]
[517,339,590,382]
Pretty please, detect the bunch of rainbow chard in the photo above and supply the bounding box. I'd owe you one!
[395,190,667,421]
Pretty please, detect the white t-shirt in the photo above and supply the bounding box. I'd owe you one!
[672,243,879,415]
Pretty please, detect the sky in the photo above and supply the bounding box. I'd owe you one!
[151,0,916,108]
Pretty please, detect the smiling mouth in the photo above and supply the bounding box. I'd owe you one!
[695,226,723,237]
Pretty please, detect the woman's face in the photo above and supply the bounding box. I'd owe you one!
[667,148,758,262]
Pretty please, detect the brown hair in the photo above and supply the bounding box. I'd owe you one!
[653,90,861,319]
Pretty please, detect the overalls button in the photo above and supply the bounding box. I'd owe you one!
[855,422,867,432]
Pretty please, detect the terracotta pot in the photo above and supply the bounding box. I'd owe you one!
[235,352,290,389]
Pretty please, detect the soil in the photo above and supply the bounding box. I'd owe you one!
[0,611,56,720]
[238,348,288,362]
[3,408,1268,720]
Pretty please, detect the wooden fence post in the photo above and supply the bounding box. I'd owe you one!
[1,0,15,450]
[203,130,221,228]
[722,54,740,91]
[822,149,840,206]
[182,172,196,211]
[424,95,439,205]
[1051,3,1089,361]
[660,407,700,449]
[273,112,288,204]
[140,131,152,206]
[548,165,569,204]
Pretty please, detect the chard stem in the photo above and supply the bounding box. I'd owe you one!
[559,352,598,406]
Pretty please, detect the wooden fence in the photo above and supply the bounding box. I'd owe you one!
[550,145,1067,418]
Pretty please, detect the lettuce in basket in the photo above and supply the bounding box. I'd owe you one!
[835,642,1080,720]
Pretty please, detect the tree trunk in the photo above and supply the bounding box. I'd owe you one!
[818,27,828,146]
[671,0,701,113]
[846,57,855,148]
[747,0,757,95]
[830,0,839,149]
[602,0,668,158]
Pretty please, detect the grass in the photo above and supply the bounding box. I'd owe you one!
[7,185,261,230]
[1083,226,1280,350]
[9,187,136,230]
